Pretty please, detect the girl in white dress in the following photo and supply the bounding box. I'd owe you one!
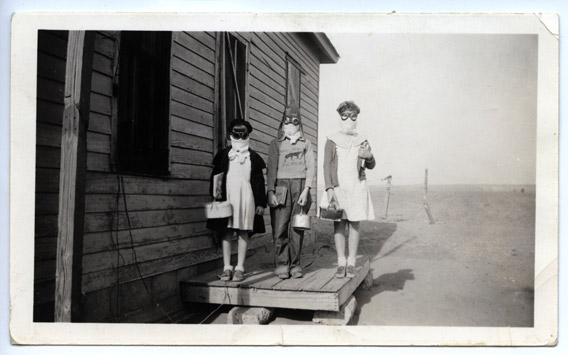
[208,119,267,282]
[320,101,376,278]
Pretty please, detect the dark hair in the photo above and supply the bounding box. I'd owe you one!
[227,119,253,134]
[336,101,361,115]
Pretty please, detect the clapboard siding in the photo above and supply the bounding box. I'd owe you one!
[92,52,113,76]
[81,233,270,293]
[172,38,215,74]
[170,100,214,127]
[82,233,215,274]
[34,30,329,323]
[87,152,111,172]
[85,172,210,195]
[76,31,220,322]
[85,32,114,175]
[170,131,213,152]
[83,222,209,254]
[171,116,214,139]
[36,168,60,193]
[34,30,68,321]
[171,147,212,166]
[36,100,64,125]
[172,56,215,88]
[89,112,112,134]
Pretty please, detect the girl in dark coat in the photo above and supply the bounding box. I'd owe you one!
[207,119,267,282]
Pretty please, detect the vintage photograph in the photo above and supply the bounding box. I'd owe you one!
[9,13,558,346]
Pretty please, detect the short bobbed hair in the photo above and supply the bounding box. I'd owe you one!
[336,101,361,115]
[227,119,253,134]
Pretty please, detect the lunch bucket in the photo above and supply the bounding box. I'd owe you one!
[319,205,344,221]
[205,201,233,219]
[292,209,311,230]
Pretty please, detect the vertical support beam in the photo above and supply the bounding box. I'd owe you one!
[213,32,222,154]
[423,169,435,224]
[54,31,95,322]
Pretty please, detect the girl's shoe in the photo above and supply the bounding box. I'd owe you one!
[346,265,356,278]
[233,270,245,282]
[277,271,290,279]
[291,269,303,278]
[218,269,233,281]
[336,266,346,278]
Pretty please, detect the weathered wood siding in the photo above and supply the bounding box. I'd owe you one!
[76,31,217,322]
[35,31,323,323]
[34,30,69,322]
[249,33,320,217]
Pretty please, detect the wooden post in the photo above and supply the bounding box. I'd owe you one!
[382,175,392,220]
[423,169,435,224]
[54,31,94,322]
[213,32,222,153]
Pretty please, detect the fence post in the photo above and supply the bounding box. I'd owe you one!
[382,175,392,219]
[423,169,435,224]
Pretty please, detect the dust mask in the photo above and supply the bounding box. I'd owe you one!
[283,123,300,137]
[340,119,357,134]
[230,137,249,152]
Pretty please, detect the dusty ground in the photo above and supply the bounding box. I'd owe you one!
[190,185,535,327]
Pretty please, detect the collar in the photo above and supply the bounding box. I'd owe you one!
[328,132,367,148]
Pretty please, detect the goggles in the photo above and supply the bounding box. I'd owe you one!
[283,116,301,125]
[230,131,249,140]
[340,112,358,121]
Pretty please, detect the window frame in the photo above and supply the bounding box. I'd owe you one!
[285,54,303,114]
[215,32,250,152]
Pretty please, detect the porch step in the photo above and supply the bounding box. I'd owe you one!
[180,255,370,312]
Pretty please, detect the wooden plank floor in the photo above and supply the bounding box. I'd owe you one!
[180,255,370,312]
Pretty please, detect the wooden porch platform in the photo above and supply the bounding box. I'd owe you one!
[180,255,370,312]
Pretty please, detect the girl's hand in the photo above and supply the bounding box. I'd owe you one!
[358,141,373,159]
[268,191,278,207]
[267,191,279,208]
[326,189,340,210]
[297,188,310,206]
[256,206,264,215]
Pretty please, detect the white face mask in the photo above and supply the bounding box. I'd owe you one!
[230,137,250,151]
[340,118,357,134]
[283,123,300,137]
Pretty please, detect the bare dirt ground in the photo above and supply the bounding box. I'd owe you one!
[192,185,535,327]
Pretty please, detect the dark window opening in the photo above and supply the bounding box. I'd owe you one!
[117,31,171,175]
[286,56,302,113]
[221,33,247,145]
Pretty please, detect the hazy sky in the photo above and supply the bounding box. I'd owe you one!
[317,34,538,186]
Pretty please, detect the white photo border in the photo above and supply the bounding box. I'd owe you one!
[9,12,559,346]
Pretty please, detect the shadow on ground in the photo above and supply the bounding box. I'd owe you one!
[349,269,415,325]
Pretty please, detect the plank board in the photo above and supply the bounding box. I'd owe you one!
[170,131,213,152]
[82,232,271,293]
[171,71,215,102]
[181,255,370,312]
[174,32,215,63]
[171,56,215,88]
[85,172,210,195]
[182,284,339,311]
[83,222,209,254]
[172,41,215,74]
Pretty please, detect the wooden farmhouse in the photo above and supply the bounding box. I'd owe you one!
[34,30,339,322]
